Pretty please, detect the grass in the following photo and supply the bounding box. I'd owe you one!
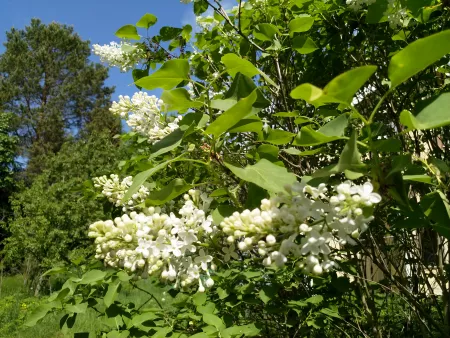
[0,274,168,338]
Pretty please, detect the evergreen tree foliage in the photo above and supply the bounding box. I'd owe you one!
[0,19,120,175]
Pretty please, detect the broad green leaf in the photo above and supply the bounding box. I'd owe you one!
[373,138,402,152]
[318,114,348,137]
[223,72,270,108]
[159,26,182,41]
[254,23,279,41]
[194,0,208,15]
[257,144,280,163]
[104,279,121,308]
[283,147,323,156]
[293,121,346,146]
[291,66,376,105]
[212,205,236,224]
[306,295,323,304]
[228,116,263,133]
[43,266,67,276]
[150,129,184,159]
[323,66,377,104]
[132,68,149,89]
[136,13,157,29]
[205,90,257,137]
[224,159,297,193]
[221,324,260,337]
[106,330,130,338]
[193,292,207,306]
[289,16,314,35]
[48,287,70,302]
[292,36,318,54]
[320,308,343,319]
[221,54,278,88]
[130,312,159,327]
[221,53,259,78]
[263,128,296,145]
[189,333,209,338]
[79,270,107,285]
[124,154,185,201]
[366,0,388,24]
[313,131,362,177]
[389,30,450,88]
[135,59,189,90]
[146,179,193,205]
[66,302,88,314]
[161,88,203,112]
[421,191,450,239]
[294,116,312,125]
[115,25,140,40]
[403,175,433,184]
[24,303,56,326]
[153,327,173,338]
[399,93,450,131]
[203,313,226,330]
[274,112,299,117]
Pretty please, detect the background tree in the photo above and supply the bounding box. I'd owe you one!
[0,19,120,176]
[1,132,125,290]
[0,111,18,248]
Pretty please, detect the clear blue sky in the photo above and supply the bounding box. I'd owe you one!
[0,0,197,101]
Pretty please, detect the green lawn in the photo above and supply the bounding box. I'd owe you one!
[0,274,168,338]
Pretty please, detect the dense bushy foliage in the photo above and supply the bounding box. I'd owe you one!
[24,0,450,337]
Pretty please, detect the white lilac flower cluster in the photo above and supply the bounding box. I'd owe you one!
[93,174,149,212]
[92,42,145,72]
[88,190,216,292]
[384,0,408,28]
[220,181,381,275]
[109,92,182,144]
[346,0,376,11]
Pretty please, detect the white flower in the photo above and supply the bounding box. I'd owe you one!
[92,41,145,72]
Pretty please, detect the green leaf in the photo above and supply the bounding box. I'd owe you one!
[189,333,209,338]
[193,292,207,306]
[153,327,173,338]
[320,308,342,319]
[194,0,208,15]
[212,205,236,224]
[313,131,362,177]
[130,312,159,327]
[115,25,140,40]
[283,147,323,156]
[106,331,130,338]
[274,112,299,117]
[373,138,402,152]
[221,54,277,88]
[43,266,67,276]
[205,90,257,137]
[146,179,193,205]
[135,59,189,90]
[403,175,433,184]
[136,13,157,29]
[399,93,450,131]
[257,144,280,163]
[221,324,260,337]
[224,159,297,193]
[421,191,450,239]
[389,30,450,89]
[66,302,88,314]
[318,114,348,137]
[263,129,296,145]
[228,116,263,133]
[290,66,377,105]
[161,88,203,112]
[79,270,107,285]
[306,295,323,304]
[254,23,279,41]
[203,313,225,330]
[48,287,70,302]
[366,0,388,24]
[223,72,269,108]
[322,66,377,104]
[292,36,318,54]
[124,154,185,201]
[221,53,259,78]
[289,16,314,35]
[24,303,55,327]
[159,26,182,41]
[104,279,121,308]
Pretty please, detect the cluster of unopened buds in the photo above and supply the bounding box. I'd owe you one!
[92,41,145,72]
[93,174,149,212]
[109,92,182,144]
[220,181,381,275]
[89,190,217,292]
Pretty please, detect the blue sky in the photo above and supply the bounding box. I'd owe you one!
[0,0,198,101]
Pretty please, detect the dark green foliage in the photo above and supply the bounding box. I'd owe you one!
[0,19,120,175]
[1,133,124,279]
